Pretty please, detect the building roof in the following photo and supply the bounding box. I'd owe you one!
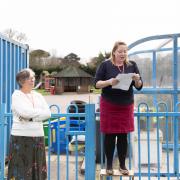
[53,66,92,78]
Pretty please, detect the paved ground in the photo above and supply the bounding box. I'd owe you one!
[47,153,85,180]
[44,92,100,113]
[47,152,178,180]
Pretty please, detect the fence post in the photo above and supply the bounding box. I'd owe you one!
[85,104,95,180]
[0,103,6,180]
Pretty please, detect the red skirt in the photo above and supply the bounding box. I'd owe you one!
[100,97,134,133]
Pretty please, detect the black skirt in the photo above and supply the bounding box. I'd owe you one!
[7,135,47,180]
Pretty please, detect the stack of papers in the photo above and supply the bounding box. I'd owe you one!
[112,73,134,90]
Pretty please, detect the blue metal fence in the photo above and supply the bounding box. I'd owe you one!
[96,103,180,179]
[0,33,29,158]
[0,103,96,180]
[1,103,180,179]
[47,103,96,180]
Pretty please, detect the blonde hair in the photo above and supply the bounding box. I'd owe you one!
[110,41,129,65]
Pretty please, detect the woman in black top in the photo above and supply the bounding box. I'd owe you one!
[94,41,143,175]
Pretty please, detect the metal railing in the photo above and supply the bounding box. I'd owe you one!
[1,103,180,179]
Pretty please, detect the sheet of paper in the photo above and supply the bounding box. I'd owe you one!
[112,73,135,90]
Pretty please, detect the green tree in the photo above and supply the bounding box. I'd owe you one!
[86,52,110,76]
[64,53,80,61]
[29,49,50,71]
[30,49,50,59]
[62,53,81,67]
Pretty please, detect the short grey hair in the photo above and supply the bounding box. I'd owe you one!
[16,68,35,88]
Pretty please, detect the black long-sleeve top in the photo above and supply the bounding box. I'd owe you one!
[94,59,143,105]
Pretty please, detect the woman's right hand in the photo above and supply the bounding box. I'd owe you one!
[108,78,119,86]
[96,78,119,89]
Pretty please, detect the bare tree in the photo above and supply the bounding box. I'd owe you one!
[3,28,27,43]
[16,32,27,42]
[3,28,17,39]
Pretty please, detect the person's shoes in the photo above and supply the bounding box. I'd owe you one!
[119,165,129,175]
[106,168,113,175]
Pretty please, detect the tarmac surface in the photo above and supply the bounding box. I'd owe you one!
[44,92,100,113]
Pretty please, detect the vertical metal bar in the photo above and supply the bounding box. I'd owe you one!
[48,118,51,180]
[137,112,141,180]
[21,49,26,68]
[57,118,60,180]
[175,103,179,180]
[7,42,11,110]
[26,45,29,67]
[5,42,11,156]
[66,116,70,180]
[11,43,15,99]
[100,133,104,169]
[18,46,22,70]
[85,104,95,180]
[172,36,179,175]
[75,135,78,180]
[66,115,70,180]
[165,115,170,180]
[2,40,8,159]
[15,45,19,89]
[147,112,150,180]
[128,133,132,169]
[2,40,7,104]
[128,133,132,180]
[156,116,160,180]
[152,51,157,106]
[0,38,2,104]
[0,104,5,180]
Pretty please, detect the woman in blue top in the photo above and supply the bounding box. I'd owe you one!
[94,41,143,175]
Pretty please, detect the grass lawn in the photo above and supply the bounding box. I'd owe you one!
[36,88,101,95]
[35,89,50,95]
[90,87,101,94]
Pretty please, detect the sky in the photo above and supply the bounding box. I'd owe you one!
[0,0,179,63]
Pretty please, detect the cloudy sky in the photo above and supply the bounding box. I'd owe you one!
[0,0,179,62]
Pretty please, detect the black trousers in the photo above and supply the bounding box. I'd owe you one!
[104,133,127,169]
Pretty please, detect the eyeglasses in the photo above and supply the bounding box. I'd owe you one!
[26,76,35,81]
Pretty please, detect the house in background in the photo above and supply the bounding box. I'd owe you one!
[53,66,93,94]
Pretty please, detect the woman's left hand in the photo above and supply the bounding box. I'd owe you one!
[132,73,140,82]
[132,73,142,88]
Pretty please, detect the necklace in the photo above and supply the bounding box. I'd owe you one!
[117,65,124,73]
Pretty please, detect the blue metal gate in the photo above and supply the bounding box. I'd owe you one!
[128,33,180,179]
